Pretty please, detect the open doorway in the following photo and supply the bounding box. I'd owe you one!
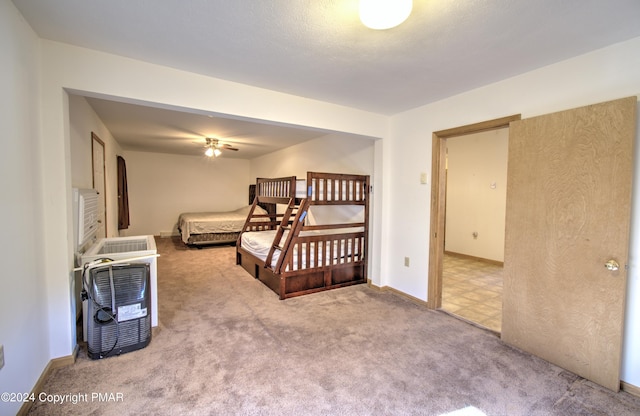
[427,115,520,333]
[441,127,508,332]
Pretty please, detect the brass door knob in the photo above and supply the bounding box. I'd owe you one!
[605,260,620,271]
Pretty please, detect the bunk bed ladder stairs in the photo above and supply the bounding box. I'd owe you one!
[265,198,308,273]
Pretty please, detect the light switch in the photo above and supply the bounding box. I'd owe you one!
[420,172,428,184]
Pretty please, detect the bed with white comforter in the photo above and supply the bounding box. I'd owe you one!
[178,205,268,245]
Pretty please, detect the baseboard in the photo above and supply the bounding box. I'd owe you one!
[444,251,504,267]
[17,346,78,416]
[367,281,429,308]
[622,381,640,397]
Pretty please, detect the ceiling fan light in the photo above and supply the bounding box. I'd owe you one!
[204,147,214,157]
[359,0,412,30]
[213,148,222,157]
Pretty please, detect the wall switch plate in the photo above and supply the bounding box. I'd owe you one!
[420,172,428,185]
[0,344,4,370]
[404,257,410,267]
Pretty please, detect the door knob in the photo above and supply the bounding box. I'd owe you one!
[604,259,620,271]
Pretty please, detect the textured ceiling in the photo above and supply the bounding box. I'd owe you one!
[83,97,331,159]
[12,0,640,156]
[14,0,640,115]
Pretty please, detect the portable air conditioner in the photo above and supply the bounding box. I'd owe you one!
[86,263,152,359]
[81,235,158,330]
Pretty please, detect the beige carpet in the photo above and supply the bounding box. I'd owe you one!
[27,237,640,416]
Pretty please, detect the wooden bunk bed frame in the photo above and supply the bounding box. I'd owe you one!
[236,172,370,299]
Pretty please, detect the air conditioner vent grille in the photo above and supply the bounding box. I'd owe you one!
[87,264,151,359]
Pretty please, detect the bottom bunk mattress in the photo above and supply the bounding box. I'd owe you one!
[238,229,367,299]
[240,229,363,271]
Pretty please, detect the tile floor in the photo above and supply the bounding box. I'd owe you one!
[441,253,503,333]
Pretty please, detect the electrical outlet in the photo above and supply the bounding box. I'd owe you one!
[0,344,4,370]
[404,257,410,267]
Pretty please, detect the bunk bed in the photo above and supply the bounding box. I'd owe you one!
[236,172,370,299]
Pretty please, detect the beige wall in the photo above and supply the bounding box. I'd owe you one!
[445,128,508,262]
[0,2,48,415]
[68,94,124,238]
[250,132,376,180]
[122,151,251,236]
[119,133,376,237]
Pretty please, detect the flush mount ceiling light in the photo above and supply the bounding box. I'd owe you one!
[360,0,412,30]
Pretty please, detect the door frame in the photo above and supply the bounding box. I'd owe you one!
[427,114,521,309]
[91,132,107,238]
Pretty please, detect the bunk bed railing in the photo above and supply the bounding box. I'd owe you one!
[276,230,366,273]
[306,172,369,205]
[238,176,297,241]
[257,176,297,205]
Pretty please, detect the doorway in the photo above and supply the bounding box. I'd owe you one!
[440,127,509,333]
[427,115,520,321]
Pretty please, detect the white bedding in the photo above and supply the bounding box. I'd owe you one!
[179,205,268,244]
[240,227,362,270]
[241,229,281,264]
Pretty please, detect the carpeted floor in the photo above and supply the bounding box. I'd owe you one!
[27,236,640,416]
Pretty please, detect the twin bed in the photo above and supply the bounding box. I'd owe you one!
[236,172,370,299]
[178,205,268,245]
[177,185,273,246]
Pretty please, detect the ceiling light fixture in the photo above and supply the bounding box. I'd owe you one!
[203,137,239,157]
[204,146,223,158]
[359,0,412,30]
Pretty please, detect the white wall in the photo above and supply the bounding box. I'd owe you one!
[385,37,640,386]
[250,132,376,179]
[445,128,508,262]
[122,151,251,236]
[0,1,48,415]
[68,94,124,238]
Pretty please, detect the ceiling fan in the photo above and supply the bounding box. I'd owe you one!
[202,137,239,157]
